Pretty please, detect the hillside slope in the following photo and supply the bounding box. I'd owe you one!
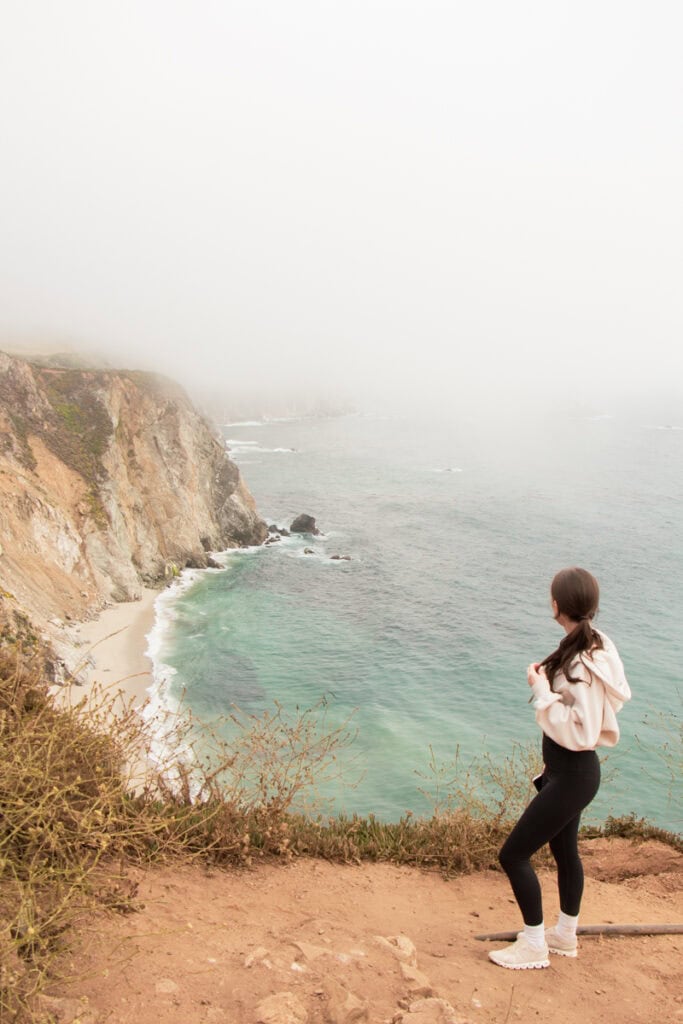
[0,351,266,652]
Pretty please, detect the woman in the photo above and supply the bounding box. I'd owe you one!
[489,567,631,970]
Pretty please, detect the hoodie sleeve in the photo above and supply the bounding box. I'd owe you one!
[531,667,607,751]
[530,633,631,751]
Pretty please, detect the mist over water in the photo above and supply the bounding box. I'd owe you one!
[151,410,682,831]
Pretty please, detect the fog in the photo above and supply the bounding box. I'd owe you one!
[1,2,682,421]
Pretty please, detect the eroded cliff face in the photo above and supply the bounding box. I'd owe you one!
[0,352,267,635]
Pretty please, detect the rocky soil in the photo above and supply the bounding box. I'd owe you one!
[46,838,683,1024]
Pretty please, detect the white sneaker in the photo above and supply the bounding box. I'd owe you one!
[488,934,550,970]
[545,926,578,957]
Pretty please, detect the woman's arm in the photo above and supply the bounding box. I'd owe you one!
[527,663,606,751]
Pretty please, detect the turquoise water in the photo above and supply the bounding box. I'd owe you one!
[151,411,682,831]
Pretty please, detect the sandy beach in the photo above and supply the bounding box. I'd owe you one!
[46,587,166,787]
[59,587,160,708]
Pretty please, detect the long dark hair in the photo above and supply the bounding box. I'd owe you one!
[540,567,604,687]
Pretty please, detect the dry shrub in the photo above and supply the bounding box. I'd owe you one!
[0,648,355,1020]
[582,813,683,852]
[288,808,506,874]
[1,649,150,1019]
[284,742,544,873]
[416,741,543,825]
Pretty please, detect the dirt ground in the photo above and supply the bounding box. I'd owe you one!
[50,838,683,1024]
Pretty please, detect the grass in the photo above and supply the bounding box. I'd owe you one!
[4,414,36,472]
[1,365,114,528]
[0,644,680,1022]
[37,370,113,494]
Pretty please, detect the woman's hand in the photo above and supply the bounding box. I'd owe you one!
[527,662,545,688]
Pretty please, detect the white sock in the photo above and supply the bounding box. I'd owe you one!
[523,923,546,950]
[556,911,579,939]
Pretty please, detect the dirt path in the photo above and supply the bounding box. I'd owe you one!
[51,838,683,1024]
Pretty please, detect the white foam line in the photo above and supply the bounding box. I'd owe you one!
[226,442,296,454]
[141,546,268,795]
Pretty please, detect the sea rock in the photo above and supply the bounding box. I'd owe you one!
[255,992,308,1024]
[324,978,368,1024]
[330,555,351,561]
[290,514,320,535]
[267,524,290,536]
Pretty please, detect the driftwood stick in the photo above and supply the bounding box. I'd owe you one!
[475,924,683,941]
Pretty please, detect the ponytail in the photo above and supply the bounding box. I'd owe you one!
[541,620,602,686]
[540,567,604,687]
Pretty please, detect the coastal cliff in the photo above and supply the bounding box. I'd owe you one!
[0,351,267,644]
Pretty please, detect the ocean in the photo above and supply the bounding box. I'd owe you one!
[146,409,682,832]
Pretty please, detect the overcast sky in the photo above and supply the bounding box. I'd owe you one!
[1,2,681,416]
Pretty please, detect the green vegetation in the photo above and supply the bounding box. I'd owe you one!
[0,647,680,1022]
[1,364,116,526]
[0,606,40,652]
[2,368,115,531]
[5,414,37,472]
[37,369,113,491]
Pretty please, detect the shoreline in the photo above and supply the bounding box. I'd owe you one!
[51,587,166,788]
[57,587,160,712]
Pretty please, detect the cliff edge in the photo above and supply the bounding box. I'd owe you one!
[0,351,267,643]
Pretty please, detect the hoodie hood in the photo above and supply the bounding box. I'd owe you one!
[580,630,632,711]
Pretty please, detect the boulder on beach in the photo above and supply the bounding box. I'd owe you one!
[290,514,320,535]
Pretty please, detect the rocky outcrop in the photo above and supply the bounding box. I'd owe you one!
[290,514,320,535]
[0,352,267,635]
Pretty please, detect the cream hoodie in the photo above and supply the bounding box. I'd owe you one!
[531,630,631,751]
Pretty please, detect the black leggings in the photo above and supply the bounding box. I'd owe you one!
[498,735,600,926]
